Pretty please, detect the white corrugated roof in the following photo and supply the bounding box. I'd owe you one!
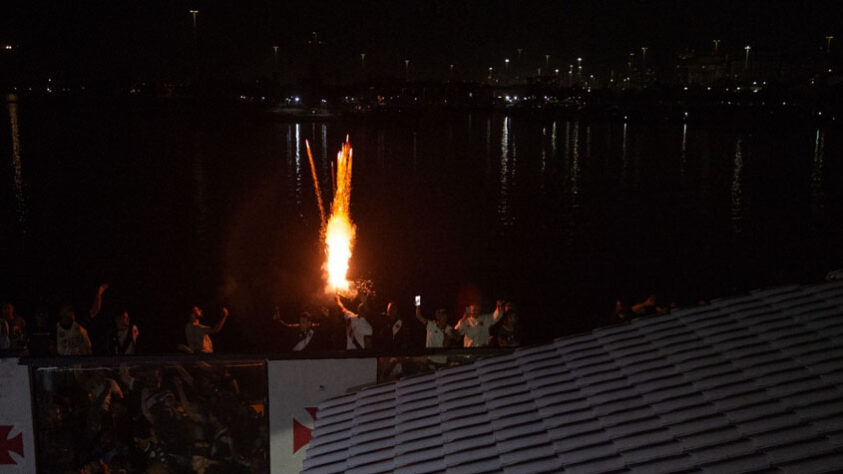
[304,281,843,473]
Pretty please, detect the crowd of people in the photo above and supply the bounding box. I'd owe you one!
[36,359,266,474]
[280,294,522,355]
[1,284,133,357]
[1,282,524,359]
[1,283,525,473]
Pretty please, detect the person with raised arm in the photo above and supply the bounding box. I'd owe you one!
[274,308,323,352]
[415,303,455,365]
[184,306,229,354]
[336,295,372,350]
[55,283,107,355]
[454,300,505,348]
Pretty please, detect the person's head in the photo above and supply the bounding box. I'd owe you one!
[34,307,49,326]
[466,304,479,319]
[189,306,202,322]
[162,390,176,409]
[434,309,449,326]
[114,311,130,330]
[1,303,13,319]
[299,312,313,330]
[59,304,75,327]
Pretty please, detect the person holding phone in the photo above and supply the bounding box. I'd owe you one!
[414,299,455,365]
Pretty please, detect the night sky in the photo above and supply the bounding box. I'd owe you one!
[4,0,840,83]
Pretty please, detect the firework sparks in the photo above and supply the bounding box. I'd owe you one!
[307,137,355,293]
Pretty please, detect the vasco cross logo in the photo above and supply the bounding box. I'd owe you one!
[293,407,318,454]
[0,425,24,465]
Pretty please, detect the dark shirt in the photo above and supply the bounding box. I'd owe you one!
[292,328,321,352]
[374,315,411,351]
[496,324,521,347]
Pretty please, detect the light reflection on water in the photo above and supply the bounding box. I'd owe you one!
[731,137,745,234]
[621,122,629,185]
[811,129,824,215]
[570,121,580,205]
[498,116,514,227]
[6,94,25,233]
[320,123,328,176]
[295,123,302,210]
[485,117,491,159]
[680,123,688,180]
[540,127,547,180]
[285,124,292,174]
[4,109,842,343]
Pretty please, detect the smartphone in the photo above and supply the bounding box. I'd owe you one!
[415,295,421,306]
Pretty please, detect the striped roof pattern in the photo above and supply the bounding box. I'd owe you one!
[303,281,843,473]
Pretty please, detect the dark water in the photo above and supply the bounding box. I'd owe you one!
[2,97,842,351]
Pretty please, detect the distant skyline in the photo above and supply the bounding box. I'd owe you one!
[4,0,840,83]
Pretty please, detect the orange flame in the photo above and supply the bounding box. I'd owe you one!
[310,137,355,293]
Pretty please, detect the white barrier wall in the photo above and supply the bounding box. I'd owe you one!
[0,359,35,473]
[268,358,377,474]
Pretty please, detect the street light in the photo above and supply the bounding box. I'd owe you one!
[641,47,648,70]
[826,36,834,55]
[545,54,550,67]
[360,53,366,68]
[404,59,410,80]
[272,45,279,66]
[505,58,510,74]
[713,40,720,54]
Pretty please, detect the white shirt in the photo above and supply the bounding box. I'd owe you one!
[455,310,502,348]
[292,329,314,351]
[343,311,372,350]
[56,321,92,355]
[425,320,453,349]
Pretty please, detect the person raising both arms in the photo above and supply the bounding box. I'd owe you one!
[274,308,324,352]
[455,300,505,348]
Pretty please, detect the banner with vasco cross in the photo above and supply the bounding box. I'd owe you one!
[0,358,35,472]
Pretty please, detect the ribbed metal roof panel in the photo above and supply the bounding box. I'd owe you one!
[304,280,843,474]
